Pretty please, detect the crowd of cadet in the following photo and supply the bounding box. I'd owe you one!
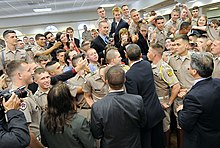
[0,3,220,148]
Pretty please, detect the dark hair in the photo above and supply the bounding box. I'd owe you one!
[106,65,125,90]
[155,16,164,22]
[126,44,141,61]
[130,9,137,14]
[97,6,103,11]
[44,31,52,38]
[66,27,74,32]
[192,6,199,10]
[64,49,73,66]
[190,52,214,78]
[3,30,16,38]
[45,61,57,68]
[179,21,190,30]
[23,36,28,40]
[35,34,45,41]
[56,49,66,55]
[56,32,70,49]
[45,82,77,134]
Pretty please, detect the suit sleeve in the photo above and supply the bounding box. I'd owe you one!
[178,94,203,131]
[0,110,30,148]
[109,22,114,37]
[125,74,139,95]
[50,68,77,85]
[90,104,104,139]
[78,118,96,148]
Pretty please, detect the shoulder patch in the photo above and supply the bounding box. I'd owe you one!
[167,69,173,77]
[20,102,27,110]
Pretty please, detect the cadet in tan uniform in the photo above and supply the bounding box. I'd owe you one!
[67,53,91,121]
[0,30,32,70]
[210,38,220,78]
[6,60,44,148]
[150,16,168,48]
[168,35,195,148]
[83,65,109,107]
[147,43,180,148]
[31,34,61,57]
[33,68,51,112]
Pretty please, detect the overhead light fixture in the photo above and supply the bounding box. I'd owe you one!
[208,7,219,11]
[100,4,116,7]
[33,8,52,13]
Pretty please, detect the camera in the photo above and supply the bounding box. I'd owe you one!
[0,86,27,102]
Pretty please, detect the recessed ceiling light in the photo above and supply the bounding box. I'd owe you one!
[208,7,219,10]
[33,8,52,13]
[100,4,116,7]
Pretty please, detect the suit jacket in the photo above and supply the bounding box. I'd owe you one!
[137,32,149,56]
[125,60,165,129]
[178,78,220,148]
[91,35,107,63]
[74,38,80,48]
[109,18,129,44]
[91,91,146,148]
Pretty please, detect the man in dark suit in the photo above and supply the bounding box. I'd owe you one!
[66,26,80,48]
[109,6,129,45]
[91,20,109,65]
[91,65,146,148]
[177,52,220,148]
[125,44,165,148]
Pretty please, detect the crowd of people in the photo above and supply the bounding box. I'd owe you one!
[0,3,220,148]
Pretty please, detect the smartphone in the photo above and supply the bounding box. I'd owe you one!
[0,69,4,76]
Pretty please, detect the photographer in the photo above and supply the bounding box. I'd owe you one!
[0,93,30,148]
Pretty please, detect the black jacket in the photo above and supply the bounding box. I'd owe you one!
[0,109,30,148]
[178,78,220,148]
[125,60,165,129]
[91,91,146,148]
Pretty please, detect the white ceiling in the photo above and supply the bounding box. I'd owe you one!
[0,0,136,19]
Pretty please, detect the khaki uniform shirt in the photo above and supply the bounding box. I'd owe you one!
[34,88,49,112]
[82,71,108,102]
[67,73,89,108]
[128,21,139,35]
[82,31,92,41]
[165,19,180,36]
[191,17,198,26]
[0,47,32,69]
[151,28,168,48]
[31,45,45,56]
[212,57,220,78]
[152,59,179,98]
[11,85,41,137]
[169,52,195,89]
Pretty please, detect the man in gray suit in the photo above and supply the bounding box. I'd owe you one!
[91,65,146,148]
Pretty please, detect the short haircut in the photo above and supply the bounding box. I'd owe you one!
[171,8,180,14]
[106,65,125,90]
[121,4,128,9]
[155,15,164,22]
[56,49,66,55]
[98,20,108,28]
[34,67,47,77]
[192,6,199,10]
[35,34,45,41]
[210,19,219,25]
[44,31,52,38]
[175,34,189,43]
[17,39,22,42]
[190,52,214,78]
[112,6,122,14]
[45,61,57,71]
[179,21,190,30]
[6,60,27,78]
[106,49,119,64]
[29,37,34,40]
[34,54,51,63]
[150,43,164,55]
[91,29,97,33]
[66,27,74,32]
[71,53,83,67]
[130,9,137,15]
[3,30,16,39]
[126,44,141,61]
[97,6,103,11]
[23,36,28,39]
